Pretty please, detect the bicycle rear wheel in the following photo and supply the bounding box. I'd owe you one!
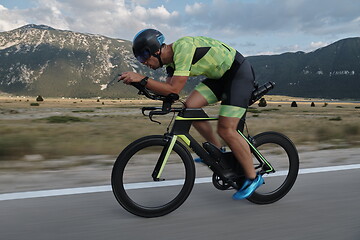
[247,132,299,204]
[111,135,195,218]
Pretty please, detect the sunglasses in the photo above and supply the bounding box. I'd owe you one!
[135,49,151,63]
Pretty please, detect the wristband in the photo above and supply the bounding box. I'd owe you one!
[140,76,149,87]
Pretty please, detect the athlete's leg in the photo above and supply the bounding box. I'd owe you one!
[185,90,222,148]
[218,55,264,198]
[217,116,256,179]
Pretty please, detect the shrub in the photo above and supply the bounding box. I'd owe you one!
[30,102,40,106]
[247,108,261,114]
[329,116,342,121]
[0,135,35,160]
[344,124,359,136]
[261,108,280,112]
[258,98,267,107]
[291,101,297,107]
[72,110,95,113]
[315,127,337,141]
[36,95,44,101]
[43,116,90,123]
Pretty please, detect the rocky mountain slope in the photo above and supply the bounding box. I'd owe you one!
[0,24,164,98]
[0,24,359,99]
[248,37,360,99]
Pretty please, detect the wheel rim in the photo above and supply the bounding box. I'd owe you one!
[113,140,194,214]
[253,142,294,196]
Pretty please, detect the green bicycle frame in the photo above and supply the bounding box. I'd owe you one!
[151,108,274,183]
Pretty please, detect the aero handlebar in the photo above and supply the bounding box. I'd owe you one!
[129,80,275,123]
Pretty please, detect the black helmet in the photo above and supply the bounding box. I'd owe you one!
[132,29,165,63]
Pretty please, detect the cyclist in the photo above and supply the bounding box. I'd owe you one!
[119,29,263,199]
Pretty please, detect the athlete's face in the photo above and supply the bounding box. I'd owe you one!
[142,56,160,70]
[141,50,161,70]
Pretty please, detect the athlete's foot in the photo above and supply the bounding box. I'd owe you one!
[232,174,264,200]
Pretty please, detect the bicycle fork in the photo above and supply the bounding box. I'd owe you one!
[151,135,178,181]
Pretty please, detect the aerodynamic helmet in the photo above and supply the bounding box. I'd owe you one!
[132,29,165,63]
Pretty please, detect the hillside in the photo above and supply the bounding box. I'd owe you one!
[0,24,164,98]
[248,37,360,99]
[0,24,359,99]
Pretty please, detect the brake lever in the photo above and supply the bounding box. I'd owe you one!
[142,107,161,116]
[149,112,161,124]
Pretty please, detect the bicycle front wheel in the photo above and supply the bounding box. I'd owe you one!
[248,132,299,204]
[111,135,195,218]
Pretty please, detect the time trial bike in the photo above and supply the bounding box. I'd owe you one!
[111,81,299,218]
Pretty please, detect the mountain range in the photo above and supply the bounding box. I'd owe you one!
[247,37,360,99]
[0,24,359,99]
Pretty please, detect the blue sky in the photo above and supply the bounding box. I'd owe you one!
[0,0,359,56]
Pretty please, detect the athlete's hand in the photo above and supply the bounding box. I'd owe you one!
[118,72,144,85]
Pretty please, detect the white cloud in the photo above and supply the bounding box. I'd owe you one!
[310,41,328,49]
[132,5,179,21]
[185,2,204,15]
[181,0,360,38]
[0,0,358,55]
[0,0,181,41]
[0,5,27,31]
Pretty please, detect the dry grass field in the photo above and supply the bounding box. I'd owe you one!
[1,95,359,163]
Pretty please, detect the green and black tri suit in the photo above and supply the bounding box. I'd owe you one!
[166,36,255,118]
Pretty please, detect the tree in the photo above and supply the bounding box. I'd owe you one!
[36,95,44,101]
[258,98,267,107]
[291,101,297,107]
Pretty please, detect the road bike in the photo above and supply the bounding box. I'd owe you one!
[111,81,299,218]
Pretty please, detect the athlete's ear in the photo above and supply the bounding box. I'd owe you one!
[154,49,161,55]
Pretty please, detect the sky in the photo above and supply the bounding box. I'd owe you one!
[0,0,359,56]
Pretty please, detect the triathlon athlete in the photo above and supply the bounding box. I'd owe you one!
[119,29,264,199]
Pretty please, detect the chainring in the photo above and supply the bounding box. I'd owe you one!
[212,173,232,190]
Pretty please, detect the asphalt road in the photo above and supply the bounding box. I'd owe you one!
[1,169,359,240]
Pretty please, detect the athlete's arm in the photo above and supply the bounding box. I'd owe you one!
[120,71,188,95]
[166,76,172,84]
[146,75,188,95]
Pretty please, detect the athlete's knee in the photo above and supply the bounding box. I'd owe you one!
[184,90,208,108]
[184,100,197,108]
[217,125,236,141]
[217,116,240,141]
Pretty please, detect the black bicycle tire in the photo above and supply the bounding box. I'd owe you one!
[247,131,299,204]
[111,135,195,218]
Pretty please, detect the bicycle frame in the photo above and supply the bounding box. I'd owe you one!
[151,107,274,189]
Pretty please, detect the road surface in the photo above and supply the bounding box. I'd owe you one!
[0,166,359,240]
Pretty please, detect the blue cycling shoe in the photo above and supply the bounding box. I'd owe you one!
[194,157,204,163]
[232,174,264,200]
